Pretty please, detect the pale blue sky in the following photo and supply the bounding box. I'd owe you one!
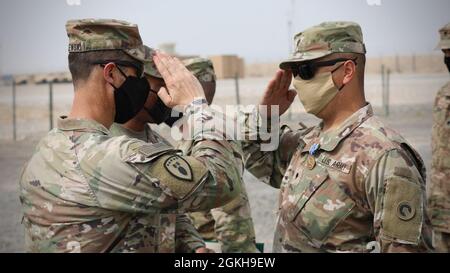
[0,0,448,75]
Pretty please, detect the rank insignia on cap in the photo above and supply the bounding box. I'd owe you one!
[164,155,193,182]
[397,201,416,221]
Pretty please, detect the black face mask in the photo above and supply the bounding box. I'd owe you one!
[111,66,150,124]
[144,92,172,125]
[445,57,450,73]
[164,110,184,127]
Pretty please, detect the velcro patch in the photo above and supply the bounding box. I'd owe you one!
[138,142,174,159]
[393,167,413,180]
[124,142,176,164]
[147,154,208,200]
[381,177,423,244]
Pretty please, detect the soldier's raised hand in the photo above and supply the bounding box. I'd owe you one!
[153,51,206,108]
[259,70,297,117]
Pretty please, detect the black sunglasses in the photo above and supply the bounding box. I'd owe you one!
[291,58,357,80]
[92,60,144,78]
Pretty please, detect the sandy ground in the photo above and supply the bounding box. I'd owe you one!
[0,73,448,252]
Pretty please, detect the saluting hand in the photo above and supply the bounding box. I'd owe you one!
[153,51,206,108]
[259,70,297,117]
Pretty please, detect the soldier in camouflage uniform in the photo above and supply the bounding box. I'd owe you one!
[109,46,209,253]
[19,19,242,253]
[241,21,433,252]
[180,58,259,253]
[429,22,450,252]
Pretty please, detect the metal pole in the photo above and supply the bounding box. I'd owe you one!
[234,73,240,105]
[395,54,400,73]
[12,80,16,141]
[49,82,53,130]
[381,64,387,116]
[386,69,390,116]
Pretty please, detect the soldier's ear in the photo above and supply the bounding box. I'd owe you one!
[103,62,117,86]
[342,60,356,86]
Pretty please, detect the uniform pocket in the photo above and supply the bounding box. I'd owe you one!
[289,169,355,246]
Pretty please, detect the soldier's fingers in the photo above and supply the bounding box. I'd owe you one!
[271,70,283,93]
[157,52,180,77]
[280,70,292,91]
[157,86,173,107]
[153,54,173,80]
[265,77,277,97]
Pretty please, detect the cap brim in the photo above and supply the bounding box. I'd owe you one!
[144,67,163,79]
[436,40,450,50]
[279,51,331,69]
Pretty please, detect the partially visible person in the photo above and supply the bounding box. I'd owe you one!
[429,22,450,252]
[179,57,259,253]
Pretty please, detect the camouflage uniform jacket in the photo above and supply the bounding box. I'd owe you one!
[243,104,433,252]
[109,123,205,253]
[178,140,259,253]
[19,103,242,252]
[430,81,450,234]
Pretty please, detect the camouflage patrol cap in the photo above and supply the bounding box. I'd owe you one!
[142,46,162,78]
[66,18,146,62]
[279,21,366,69]
[437,23,450,50]
[183,57,216,82]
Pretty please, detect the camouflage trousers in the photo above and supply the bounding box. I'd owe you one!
[434,231,450,252]
[188,183,259,253]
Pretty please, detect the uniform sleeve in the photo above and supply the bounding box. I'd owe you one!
[175,214,205,253]
[365,149,434,253]
[240,106,307,188]
[78,102,242,214]
[210,182,260,253]
[429,83,450,234]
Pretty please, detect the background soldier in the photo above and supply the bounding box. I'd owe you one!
[180,58,260,253]
[19,19,242,253]
[242,21,433,252]
[429,22,450,252]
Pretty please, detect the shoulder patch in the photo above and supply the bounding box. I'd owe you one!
[381,176,423,244]
[147,154,208,200]
[164,155,193,181]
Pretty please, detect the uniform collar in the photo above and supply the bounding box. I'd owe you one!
[57,116,110,135]
[302,103,373,153]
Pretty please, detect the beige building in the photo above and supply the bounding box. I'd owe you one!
[208,55,245,79]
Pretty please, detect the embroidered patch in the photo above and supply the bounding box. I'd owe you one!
[163,155,193,182]
[397,201,416,221]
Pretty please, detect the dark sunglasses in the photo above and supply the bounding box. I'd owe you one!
[92,60,144,78]
[291,58,357,80]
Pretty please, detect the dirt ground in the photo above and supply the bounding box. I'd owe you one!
[0,73,447,252]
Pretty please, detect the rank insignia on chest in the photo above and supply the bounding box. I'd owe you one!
[306,155,316,170]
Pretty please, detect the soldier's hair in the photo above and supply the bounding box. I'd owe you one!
[68,50,140,87]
